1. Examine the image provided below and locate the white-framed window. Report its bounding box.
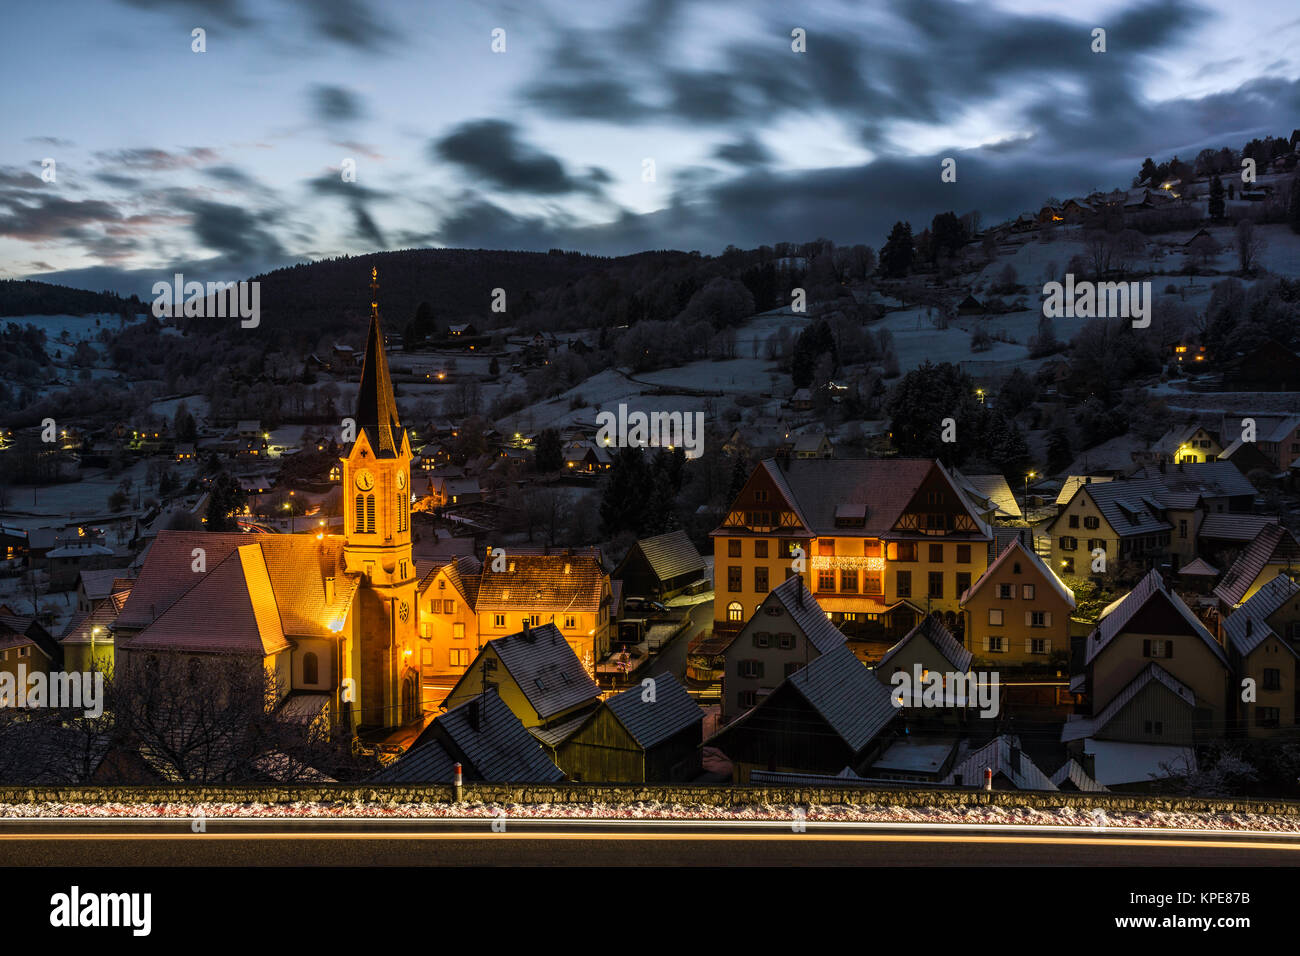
[988,636,1005,652]
[453,623,465,640]
[738,659,764,678]
[493,614,506,628]
[989,608,1003,626]
[564,615,576,629]
[450,648,470,667]
[1021,584,1035,599]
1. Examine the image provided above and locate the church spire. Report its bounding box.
[354,266,405,457]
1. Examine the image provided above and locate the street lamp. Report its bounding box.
[91,626,101,664]
[283,502,294,533]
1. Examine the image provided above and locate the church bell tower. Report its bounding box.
[342,268,420,729]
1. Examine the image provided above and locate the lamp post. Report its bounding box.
[283,502,294,534]
[1023,471,1036,524]
[91,626,101,665]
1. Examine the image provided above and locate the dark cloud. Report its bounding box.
[94,147,218,171]
[183,199,285,261]
[431,120,610,196]
[26,136,76,149]
[713,136,774,167]
[305,171,389,248]
[95,172,143,189]
[202,165,256,185]
[117,0,396,48]
[310,84,364,123]
[0,195,124,241]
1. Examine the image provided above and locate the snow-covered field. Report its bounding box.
[0,799,1297,832]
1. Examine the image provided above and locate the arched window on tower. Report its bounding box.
[397,493,406,532]
[365,494,375,533]
[354,494,364,534]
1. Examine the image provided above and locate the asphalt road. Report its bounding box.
[2,820,1297,866]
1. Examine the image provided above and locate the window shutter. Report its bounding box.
[982,636,990,652]
[1044,640,1052,655]
[1024,638,1032,653]
[1044,612,1052,627]
[1025,611,1033,627]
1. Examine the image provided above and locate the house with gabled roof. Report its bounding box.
[712,458,992,648]
[553,671,704,782]
[1051,758,1108,792]
[954,471,1022,522]
[876,613,972,675]
[373,688,564,784]
[442,622,602,733]
[415,555,482,684]
[943,735,1056,790]
[1219,413,1300,472]
[1224,575,1300,737]
[960,538,1075,668]
[473,547,612,668]
[613,529,706,600]
[1213,524,1300,608]
[1075,570,1229,740]
[719,574,846,721]
[709,643,899,782]
[1048,462,1256,575]
[1134,424,1222,466]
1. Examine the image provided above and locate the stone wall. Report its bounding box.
[0,783,1298,816]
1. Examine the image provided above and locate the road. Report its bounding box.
[2,819,1297,866]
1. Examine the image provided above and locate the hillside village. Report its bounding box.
[1,134,1299,796]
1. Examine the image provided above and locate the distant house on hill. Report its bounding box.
[956,294,985,316]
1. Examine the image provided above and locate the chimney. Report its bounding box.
[467,698,480,731]
[795,574,804,608]
[522,619,531,640]
[325,576,335,604]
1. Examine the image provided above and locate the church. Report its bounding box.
[108,269,421,736]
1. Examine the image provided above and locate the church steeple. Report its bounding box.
[355,267,405,458]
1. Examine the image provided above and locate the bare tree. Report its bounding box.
[1235,219,1264,274]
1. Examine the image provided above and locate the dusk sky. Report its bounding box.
[2,0,1297,296]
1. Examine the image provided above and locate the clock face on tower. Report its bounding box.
[396,471,406,490]
[355,469,375,491]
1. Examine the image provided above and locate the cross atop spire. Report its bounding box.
[354,266,405,458]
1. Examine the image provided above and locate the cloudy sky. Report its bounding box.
[2,0,1297,295]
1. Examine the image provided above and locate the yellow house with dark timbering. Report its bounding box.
[712,458,992,649]
[960,538,1076,668]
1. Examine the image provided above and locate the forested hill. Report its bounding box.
[0,279,144,317]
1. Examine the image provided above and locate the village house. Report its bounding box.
[712,458,992,648]
[719,575,846,722]
[552,672,704,782]
[1133,425,1222,466]
[873,614,974,723]
[612,529,706,601]
[960,538,1075,669]
[428,475,482,508]
[1213,524,1300,609]
[709,643,898,782]
[1047,462,1256,575]
[442,623,602,734]
[1219,413,1300,473]
[1223,575,1300,737]
[1070,570,1230,764]
[415,548,613,683]
[372,688,564,783]
[942,735,1056,791]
